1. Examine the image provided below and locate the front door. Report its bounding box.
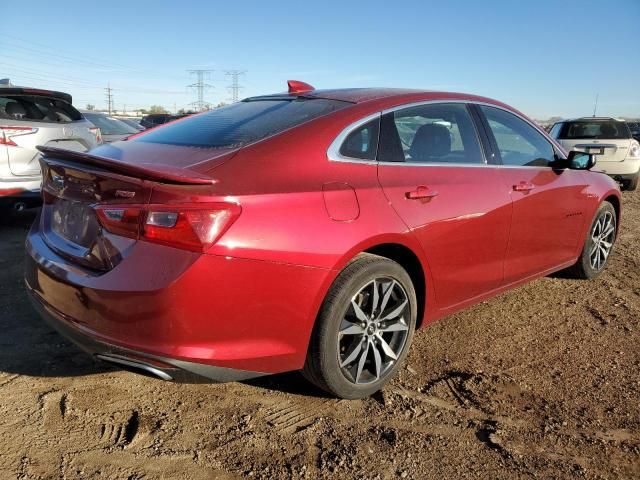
[477,105,590,283]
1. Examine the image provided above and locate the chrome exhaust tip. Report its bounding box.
[96,354,173,381]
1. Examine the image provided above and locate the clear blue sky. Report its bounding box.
[3,0,639,118]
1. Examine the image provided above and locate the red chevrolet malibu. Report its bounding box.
[26,82,621,398]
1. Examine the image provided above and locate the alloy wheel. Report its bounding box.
[337,277,410,385]
[589,211,615,271]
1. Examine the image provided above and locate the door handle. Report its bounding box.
[513,181,535,192]
[405,186,439,200]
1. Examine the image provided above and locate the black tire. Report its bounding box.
[303,253,417,399]
[564,202,617,279]
[624,172,638,191]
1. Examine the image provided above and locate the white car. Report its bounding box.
[550,117,639,191]
[0,84,100,212]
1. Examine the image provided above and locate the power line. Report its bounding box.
[225,70,246,103]
[187,69,213,111]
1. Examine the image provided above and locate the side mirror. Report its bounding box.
[566,150,596,170]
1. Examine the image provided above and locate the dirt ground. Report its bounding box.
[1,191,639,480]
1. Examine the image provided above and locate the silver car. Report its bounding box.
[0,85,99,211]
[82,111,140,143]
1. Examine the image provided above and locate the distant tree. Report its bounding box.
[86,104,95,111]
[148,105,168,114]
[215,102,227,108]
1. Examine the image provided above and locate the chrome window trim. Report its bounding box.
[327,99,567,166]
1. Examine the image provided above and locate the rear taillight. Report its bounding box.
[0,126,38,146]
[95,203,240,252]
[629,140,640,158]
[89,127,103,145]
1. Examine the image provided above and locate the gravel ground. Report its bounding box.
[1,191,638,480]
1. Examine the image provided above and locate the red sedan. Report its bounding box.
[26,82,621,398]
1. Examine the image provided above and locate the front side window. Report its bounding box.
[378,103,483,164]
[480,106,555,167]
[135,98,350,148]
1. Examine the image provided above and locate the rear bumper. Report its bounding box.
[26,287,265,382]
[0,176,42,208]
[594,157,640,176]
[25,222,332,379]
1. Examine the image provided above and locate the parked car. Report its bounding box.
[140,113,191,129]
[26,82,621,399]
[0,85,99,212]
[115,117,145,132]
[550,117,639,190]
[82,111,139,142]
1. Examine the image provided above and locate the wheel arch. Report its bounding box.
[603,193,621,234]
[362,243,427,328]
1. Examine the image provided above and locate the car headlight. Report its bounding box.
[630,141,640,158]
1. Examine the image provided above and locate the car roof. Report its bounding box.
[244,88,517,116]
[0,86,72,103]
[561,117,625,122]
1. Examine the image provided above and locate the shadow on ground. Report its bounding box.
[0,208,112,378]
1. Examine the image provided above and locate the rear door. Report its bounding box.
[376,102,512,309]
[0,94,96,176]
[476,105,590,283]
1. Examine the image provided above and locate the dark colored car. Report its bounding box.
[140,113,191,129]
[26,82,621,399]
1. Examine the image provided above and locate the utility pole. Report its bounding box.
[225,70,246,103]
[592,93,599,117]
[123,104,126,115]
[105,84,114,115]
[187,69,213,111]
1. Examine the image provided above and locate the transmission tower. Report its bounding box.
[105,84,114,115]
[225,70,246,103]
[187,69,213,111]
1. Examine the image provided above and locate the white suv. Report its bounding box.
[550,117,640,191]
[0,85,100,212]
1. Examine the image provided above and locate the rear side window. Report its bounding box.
[135,98,350,148]
[0,95,81,123]
[558,120,631,140]
[339,118,380,160]
[378,103,484,164]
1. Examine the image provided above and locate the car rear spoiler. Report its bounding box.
[1,87,73,104]
[37,146,215,185]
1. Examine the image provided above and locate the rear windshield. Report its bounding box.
[558,120,631,140]
[0,95,82,123]
[134,98,350,148]
[84,113,139,135]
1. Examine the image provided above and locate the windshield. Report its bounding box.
[133,98,350,148]
[559,120,631,140]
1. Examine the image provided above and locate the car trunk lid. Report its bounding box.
[37,146,224,272]
[560,138,630,163]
